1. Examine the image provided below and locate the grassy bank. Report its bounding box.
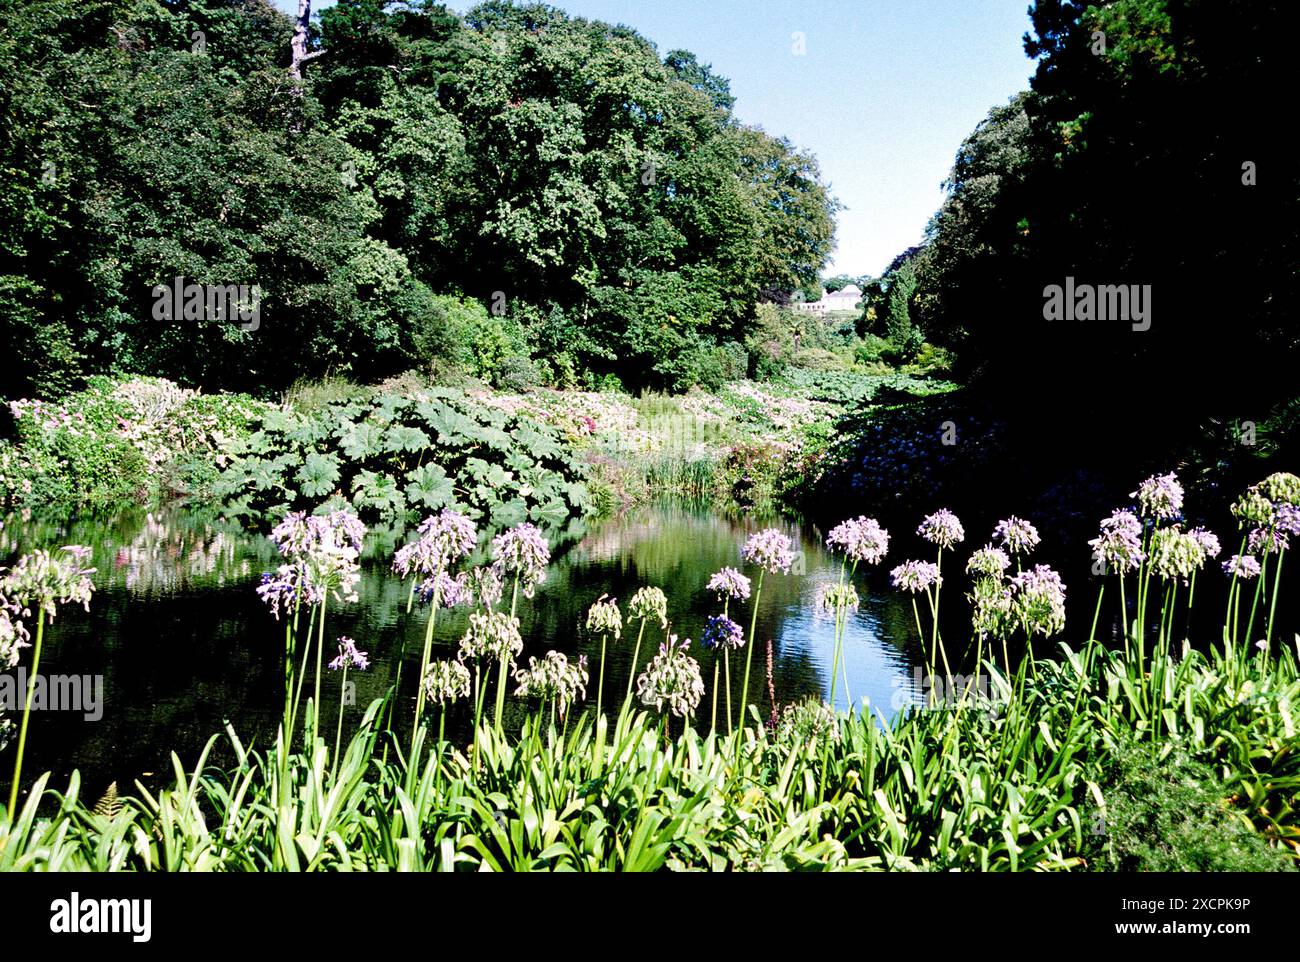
[1,631,1294,871]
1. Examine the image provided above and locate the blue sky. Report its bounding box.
[279,0,1038,277]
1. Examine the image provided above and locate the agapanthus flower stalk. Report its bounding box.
[825,516,890,565]
[514,651,589,721]
[2,545,95,818]
[636,637,705,719]
[624,586,668,712]
[1132,472,1184,520]
[992,516,1040,557]
[586,594,622,722]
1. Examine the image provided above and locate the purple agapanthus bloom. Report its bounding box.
[1088,509,1145,573]
[1009,565,1067,637]
[701,614,745,651]
[491,522,551,598]
[419,571,471,608]
[992,516,1040,556]
[394,509,477,578]
[272,511,366,558]
[917,510,965,550]
[328,636,369,671]
[1223,555,1262,579]
[890,560,941,593]
[1132,472,1184,520]
[707,567,752,601]
[966,545,1011,578]
[741,529,796,575]
[825,516,890,565]
[0,545,97,620]
[256,558,333,619]
[1188,527,1222,558]
[1275,504,1300,538]
[1248,525,1288,556]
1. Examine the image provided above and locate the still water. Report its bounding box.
[1,502,926,790]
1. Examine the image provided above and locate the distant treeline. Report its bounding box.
[0,0,838,397]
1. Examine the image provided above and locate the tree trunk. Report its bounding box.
[289,0,319,82]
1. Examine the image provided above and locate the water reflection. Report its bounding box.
[0,502,924,789]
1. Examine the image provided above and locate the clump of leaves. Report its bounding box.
[213,386,591,527]
[1089,740,1296,872]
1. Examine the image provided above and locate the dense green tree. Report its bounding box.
[0,0,838,397]
[913,0,1297,432]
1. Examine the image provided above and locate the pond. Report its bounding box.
[0,502,928,790]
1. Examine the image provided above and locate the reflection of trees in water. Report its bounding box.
[2,507,275,595]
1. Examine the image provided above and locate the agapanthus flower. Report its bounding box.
[969,576,1014,638]
[423,658,472,706]
[256,562,321,620]
[513,651,589,712]
[491,522,551,598]
[1261,472,1300,507]
[1148,527,1207,582]
[706,567,752,601]
[992,516,1040,556]
[1088,509,1145,573]
[1132,472,1184,520]
[328,636,369,671]
[1275,504,1300,538]
[825,516,890,564]
[628,586,669,628]
[394,510,477,578]
[1188,527,1222,559]
[966,545,1010,578]
[890,560,941,593]
[1231,487,1275,526]
[1248,525,1288,556]
[586,594,622,639]
[272,511,366,558]
[0,545,96,621]
[0,601,31,670]
[1009,565,1067,637]
[816,582,860,616]
[269,511,315,558]
[1222,555,1262,579]
[775,699,840,744]
[741,529,796,575]
[301,539,362,606]
[457,610,524,662]
[917,509,965,549]
[419,571,471,608]
[635,637,705,718]
[468,565,504,610]
[701,613,746,650]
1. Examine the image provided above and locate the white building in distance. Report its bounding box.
[794,284,862,316]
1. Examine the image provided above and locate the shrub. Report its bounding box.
[495,355,542,393]
[0,377,266,508]
[213,386,591,527]
[855,334,890,364]
[1089,741,1296,872]
[791,348,844,371]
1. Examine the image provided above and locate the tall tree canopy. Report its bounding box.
[913,0,1297,440]
[0,0,839,396]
